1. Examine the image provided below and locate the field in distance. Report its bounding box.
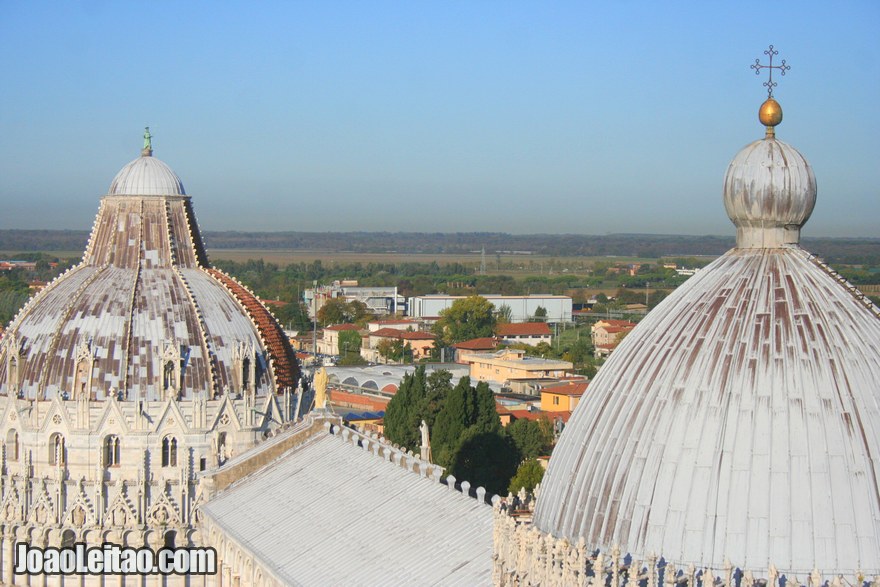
[207,249,661,269]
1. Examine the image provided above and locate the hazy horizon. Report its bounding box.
[1,2,878,237]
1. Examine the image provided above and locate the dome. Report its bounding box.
[723,137,816,248]
[0,144,298,401]
[108,153,186,196]
[532,121,880,575]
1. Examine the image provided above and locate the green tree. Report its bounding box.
[532,306,547,321]
[432,377,477,466]
[507,418,553,461]
[432,295,497,346]
[507,459,545,494]
[451,429,520,496]
[495,304,513,324]
[383,366,428,450]
[316,298,349,326]
[337,329,361,356]
[337,329,365,365]
[423,370,452,426]
[473,381,501,434]
[317,298,375,327]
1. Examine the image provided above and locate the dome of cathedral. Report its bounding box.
[108,152,186,196]
[0,143,298,401]
[532,115,880,574]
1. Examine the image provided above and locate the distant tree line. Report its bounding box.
[3,229,879,264]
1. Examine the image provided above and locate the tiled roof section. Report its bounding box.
[602,326,633,334]
[202,423,494,586]
[370,328,435,341]
[369,327,405,338]
[206,269,299,390]
[398,331,435,341]
[453,337,499,350]
[596,319,637,328]
[542,381,588,396]
[324,323,360,332]
[497,322,551,336]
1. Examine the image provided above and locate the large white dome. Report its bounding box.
[531,117,880,575]
[108,153,186,196]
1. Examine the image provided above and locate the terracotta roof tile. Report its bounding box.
[497,322,551,336]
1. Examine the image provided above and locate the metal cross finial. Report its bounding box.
[751,45,790,98]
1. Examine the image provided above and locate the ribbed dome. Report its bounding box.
[108,154,186,196]
[533,126,880,575]
[0,145,299,401]
[723,137,816,248]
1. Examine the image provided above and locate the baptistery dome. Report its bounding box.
[527,104,880,575]
[0,140,298,401]
[0,134,302,569]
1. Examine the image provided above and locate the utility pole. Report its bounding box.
[312,280,318,372]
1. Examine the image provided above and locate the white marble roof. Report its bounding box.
[202,424,494,586]
[533,246,880,575]
[108,154,185,196]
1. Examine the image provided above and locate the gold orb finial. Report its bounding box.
[759,98,783,136]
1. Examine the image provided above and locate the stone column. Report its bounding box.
[3,530,15,586]
[148,533,164,587]
[46,532,62,587]
[31,533,48,587]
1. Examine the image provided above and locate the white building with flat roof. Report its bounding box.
[407,294,572,323]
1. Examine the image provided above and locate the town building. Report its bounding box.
[452,337,500,363]
[365,317,418,332]
[317,323,361,356]
[591,318,637,357]
[303,282,404,318]
[495,322,551,346]
[408,294,573,323]
[458,348,572,387]
[364,328,436,362]
[539,380,587,412]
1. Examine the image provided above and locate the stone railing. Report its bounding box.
[492,501,880,587]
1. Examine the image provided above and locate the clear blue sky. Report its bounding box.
[1,1,878,237]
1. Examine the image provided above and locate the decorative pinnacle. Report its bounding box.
[142,127,153,157]
[751,45,790,99]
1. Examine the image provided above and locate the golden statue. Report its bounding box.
[313,367,329,410]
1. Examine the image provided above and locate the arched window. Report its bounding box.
[61,529,76,548]
[162,436,178,467]
[49,433,66,466]
[6,430,18,462]
[242,357,251,391]
[164,530,176,549]
[163,360,175,391]
[104,435,120,467]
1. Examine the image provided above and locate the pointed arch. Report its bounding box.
[5,429,18,462]
[162,435,178,467]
